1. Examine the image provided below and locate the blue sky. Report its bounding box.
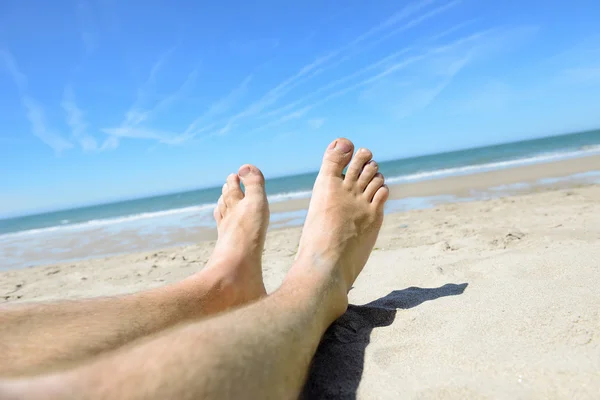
[1,0,599,217]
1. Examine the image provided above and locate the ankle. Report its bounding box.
[173,269,237,316]
[283,257,349,323]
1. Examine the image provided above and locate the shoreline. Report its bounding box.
[270,154,600,213]
[0,154,599,270]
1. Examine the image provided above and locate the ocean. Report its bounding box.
[1,129,600,269]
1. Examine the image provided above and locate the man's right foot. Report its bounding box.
[183,164,269,313]
[288,138,389,320]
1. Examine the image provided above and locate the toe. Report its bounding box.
[372,184,390,209]
[319,138,354,177]
[213,206,222,224]
[364,172,385,201]
[238,164,266,197]
[218,195,227,217]
[225,173,244,206]
[357,160,379,191]
[344,148,373,183]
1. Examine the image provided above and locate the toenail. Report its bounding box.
[334,140,353,154]
[239,166,252,177]
[369,160,377,167]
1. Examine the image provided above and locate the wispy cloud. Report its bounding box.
[60,86,117,151]
[307,118,325,129]
[100,136,120,150]
[76,0,98,53]
[0,50,27,88]
[549,36,600,85]
[392,57,470,119]
[61,85,101,151]
[196,1,433,136]
[95,0,539,149]
[244,31,489,135]
[183,75,253,137]
[369,0,463,48]
[259,47,414,121]
[22,96,74,153]
[125,68,198,127]
[186,0,466,139]
[102,127,185,145]
[103,47,198,143]
[345,0,436,49]
[122,47,178,127]
[206,75,253,118]
[258,21,487,124]
[429,18,479,42]
[0,49,73,153]
[196,53,336,138]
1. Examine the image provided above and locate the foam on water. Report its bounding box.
[266,190,312,203]
[385,145,600,184]
[0,191,313,240]
[0,204,217,240]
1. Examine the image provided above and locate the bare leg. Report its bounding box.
[0,165,269,377]
[0,138,389,399]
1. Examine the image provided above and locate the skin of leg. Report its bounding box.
[0,281,336,400]
[0,165,269,378]
[0,138,390,400]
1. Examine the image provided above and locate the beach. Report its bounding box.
[1,153,600,398]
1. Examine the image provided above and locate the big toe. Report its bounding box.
[238,164,266,197]
[319,138,354,177]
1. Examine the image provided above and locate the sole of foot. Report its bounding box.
[288,138,389,320]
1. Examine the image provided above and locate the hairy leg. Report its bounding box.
[0,165,269,377]
[1,138,389,399]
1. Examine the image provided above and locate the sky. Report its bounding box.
[1,0,600,217]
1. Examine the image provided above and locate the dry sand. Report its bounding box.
[1,176,600,398]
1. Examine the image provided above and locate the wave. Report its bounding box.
[0,203,218,240]
[385,145,600,184]
[0,191,315,240]
[267,190,312,203]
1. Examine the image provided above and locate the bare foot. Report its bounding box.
[289,138,389,319]
[189,164,269,309]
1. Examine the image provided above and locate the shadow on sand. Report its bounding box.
[301,283,469,399]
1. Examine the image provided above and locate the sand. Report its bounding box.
[2,170,600,398]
